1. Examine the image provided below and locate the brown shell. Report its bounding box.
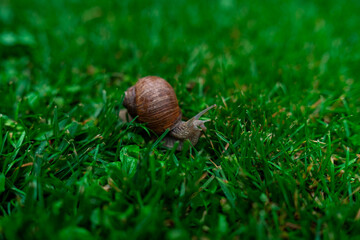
[123,76,182,134]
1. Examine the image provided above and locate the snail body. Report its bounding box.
[122,76,215,149]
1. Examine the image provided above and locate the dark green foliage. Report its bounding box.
[1,0,360,239]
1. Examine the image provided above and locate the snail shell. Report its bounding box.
[123,76,182,134]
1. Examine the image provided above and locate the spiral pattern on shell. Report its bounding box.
[123,76,182,134]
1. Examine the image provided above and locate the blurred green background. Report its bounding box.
[1,0,360,239]
[1,0,359,117]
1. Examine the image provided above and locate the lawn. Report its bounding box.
[1,0,360,239]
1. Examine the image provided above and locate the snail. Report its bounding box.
[122,76,216,150]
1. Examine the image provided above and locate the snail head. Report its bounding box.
[168,104,216,147]
[186,104,216,132]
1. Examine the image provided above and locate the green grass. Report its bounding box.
[1,0,360,239]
